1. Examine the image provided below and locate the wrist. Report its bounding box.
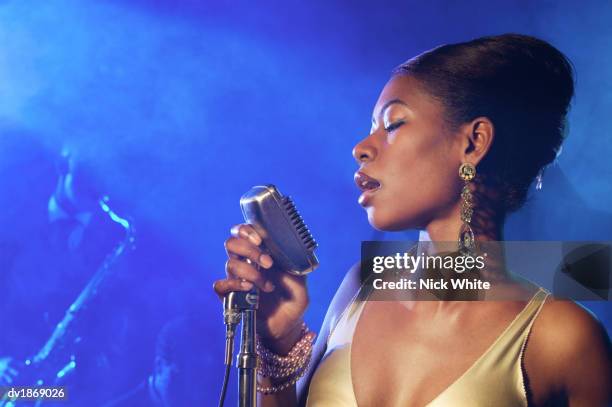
[259,320,306,355]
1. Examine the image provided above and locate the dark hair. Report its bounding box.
[393,33,574,212]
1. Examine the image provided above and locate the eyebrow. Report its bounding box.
[371,98,410,125]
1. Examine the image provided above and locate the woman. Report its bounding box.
[213,34,612,406]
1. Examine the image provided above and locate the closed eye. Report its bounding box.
[384,120,405,132]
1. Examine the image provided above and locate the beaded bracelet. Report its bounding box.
[256,323,316,394]
[257,331,316,378]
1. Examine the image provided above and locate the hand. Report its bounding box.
[213,224,310,350]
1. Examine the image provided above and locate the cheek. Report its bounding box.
[389,134,455,194]
[373,142,459,229]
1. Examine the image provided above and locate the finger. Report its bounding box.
[230,224,262,246]
[224,237,273,269]
[213,278,254,299]
[225,258,275,292]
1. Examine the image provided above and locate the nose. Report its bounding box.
[352,134,377,164]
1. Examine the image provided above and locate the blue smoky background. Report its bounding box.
[0,0,610,405]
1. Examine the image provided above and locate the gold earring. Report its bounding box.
[458,163,476,255]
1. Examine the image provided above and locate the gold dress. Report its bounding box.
[306,282,550,406]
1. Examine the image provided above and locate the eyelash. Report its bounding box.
[384,120,405,133]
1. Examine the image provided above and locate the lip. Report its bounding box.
[354,171,381,205]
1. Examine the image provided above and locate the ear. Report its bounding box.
[459,117,494,166]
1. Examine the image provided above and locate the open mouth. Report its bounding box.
[354,171,381,192]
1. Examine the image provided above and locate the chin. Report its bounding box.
[366,207,420,232]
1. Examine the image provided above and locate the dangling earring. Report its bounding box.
[458,163,476,255]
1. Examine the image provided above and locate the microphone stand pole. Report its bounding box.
[238,292,258,407]
[224,287,259,407]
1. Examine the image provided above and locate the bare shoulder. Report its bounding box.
[296,262,363,406]
[324,261,364,332]
[526,295,612,405]
[533,297,611,358]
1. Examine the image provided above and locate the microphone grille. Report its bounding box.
[282,196,318,251]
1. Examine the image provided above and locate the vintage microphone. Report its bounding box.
[219,185,319,407]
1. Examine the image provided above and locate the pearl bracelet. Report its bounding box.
[256,323,316,394]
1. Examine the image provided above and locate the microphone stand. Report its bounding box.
[223,287,260,407]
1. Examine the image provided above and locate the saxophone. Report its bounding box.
[0,152,136,406]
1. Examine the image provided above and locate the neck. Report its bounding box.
[422,187,504,244]
[418,200,508,283]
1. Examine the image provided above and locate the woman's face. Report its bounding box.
[353,74,464,231]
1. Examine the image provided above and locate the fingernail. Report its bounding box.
[241,281,253,289]
[259,254,273,269]
[264,281,275,292]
